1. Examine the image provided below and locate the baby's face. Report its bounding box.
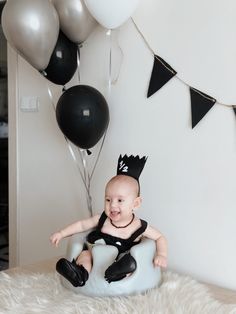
[104,175,140,222]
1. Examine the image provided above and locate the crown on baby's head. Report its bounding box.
[116,154,147,181]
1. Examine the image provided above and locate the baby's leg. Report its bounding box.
[76,250,92,273]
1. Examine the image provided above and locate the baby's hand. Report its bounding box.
[153,254,167,268]
[50,231,63,247]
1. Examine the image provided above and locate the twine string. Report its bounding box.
[131,18,235,108]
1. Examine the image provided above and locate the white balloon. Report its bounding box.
[84,0,141,29]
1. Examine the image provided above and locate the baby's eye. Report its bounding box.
[118,199,124,203]
[105,198,110,202]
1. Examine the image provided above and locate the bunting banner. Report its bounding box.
[131,19,235,129]
[147,55,177,98]
[190,87,216,128]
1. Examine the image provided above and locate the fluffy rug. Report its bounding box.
[0,269,235,314]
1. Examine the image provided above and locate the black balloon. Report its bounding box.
[42,30,78,85]
[56,85,109,149]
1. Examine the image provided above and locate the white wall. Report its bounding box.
[9,0,236,290]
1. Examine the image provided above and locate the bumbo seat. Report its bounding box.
[60,231,162,297]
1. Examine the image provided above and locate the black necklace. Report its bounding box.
[110,213,135,229]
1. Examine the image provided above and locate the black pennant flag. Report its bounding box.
[147,55,177,98]
[190,87,216,128]
[233,106,236,117]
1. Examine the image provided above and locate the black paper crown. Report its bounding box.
[116,154,147,181]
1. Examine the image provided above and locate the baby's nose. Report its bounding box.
[111,200,118,207]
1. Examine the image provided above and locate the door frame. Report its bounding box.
[8,45,19,267]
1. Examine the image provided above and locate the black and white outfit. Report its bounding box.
[85,211,147,255]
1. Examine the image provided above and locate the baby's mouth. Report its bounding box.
[110,211,120,219]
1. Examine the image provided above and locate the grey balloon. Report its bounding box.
[1,0,59,70]
[53,0,97,44]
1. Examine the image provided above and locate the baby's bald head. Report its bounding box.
[105,175,140,197]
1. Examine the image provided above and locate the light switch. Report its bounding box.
[20,96,39,112]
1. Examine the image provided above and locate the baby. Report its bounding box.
[50,155,167,287]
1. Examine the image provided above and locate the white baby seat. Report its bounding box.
[61,231,162,297]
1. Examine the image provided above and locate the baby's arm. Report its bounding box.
[50,214,100,247]
[143,225,168,268]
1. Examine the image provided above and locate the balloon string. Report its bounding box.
[81,30,112,184]
[66,141,90,192]
[46,84,91,196]
[111,29,123,84]
[77,45,93,216]
[77,128,108,215]
[78,149,89,191]
[90,128,107,181]
[75,44,91,211]
[77,46,81,83]
[107,28,123,85]
[75,44,94,215]
[79,28,112,189]
[74,31,111,213]
[106,29,112,96]
[78,149,93,216]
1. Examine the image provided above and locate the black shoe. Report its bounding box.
[56,258,89,287]
[104,253,137,283]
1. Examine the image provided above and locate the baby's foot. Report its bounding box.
[56,258,89,287]
[104,253,137,283]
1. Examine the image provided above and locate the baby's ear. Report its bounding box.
[134,196,142,209]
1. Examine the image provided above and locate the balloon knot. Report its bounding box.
[39,70,47,77]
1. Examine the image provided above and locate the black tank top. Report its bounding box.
[86,211,148,254]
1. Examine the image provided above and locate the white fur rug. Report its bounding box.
[0,269,235,314]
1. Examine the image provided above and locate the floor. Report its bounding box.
[205,282,236,304]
